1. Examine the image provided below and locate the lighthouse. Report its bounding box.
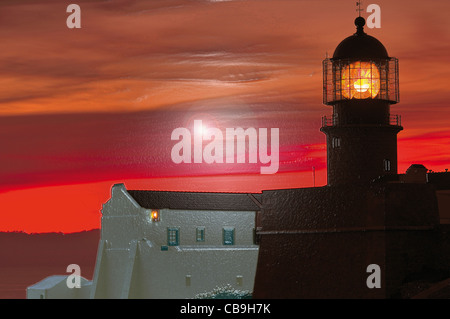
[253,15,444,299]
[26,9,450,300]
[321,17,402,185]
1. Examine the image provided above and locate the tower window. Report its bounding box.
[384,159,391,172]
[196,227,205,242]
[167,227,179,246]
[332,137,341,148]
[223,227,235,245]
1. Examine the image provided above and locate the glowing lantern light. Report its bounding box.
[151,210,160,222]
[341,61,380,99]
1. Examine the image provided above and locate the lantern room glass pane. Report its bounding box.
[323,57,399,105]
[341,62,380,99]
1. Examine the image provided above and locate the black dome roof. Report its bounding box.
[332,17,389,60]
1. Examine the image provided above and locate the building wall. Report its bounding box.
[253,183,441,298]
[436,190,450,224]
[323,126,401,185]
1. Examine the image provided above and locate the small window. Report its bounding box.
[196,227,205,242]
[384,159,391,172]
[185,275,191,287]
[332,137,341,148]
[223,227,235,245]
[167,227,179,246]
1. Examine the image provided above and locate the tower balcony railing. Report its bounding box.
[389,114,401,126]
[321,114,402,127]
[321,115,338,127]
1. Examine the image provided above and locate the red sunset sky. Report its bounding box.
[0,0,449,233]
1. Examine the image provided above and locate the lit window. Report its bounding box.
[167,227,179,246]
[196,227,205,242]
[223,227,235,245]
[151,210,160,222]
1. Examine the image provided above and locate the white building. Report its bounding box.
[27,183,261,299]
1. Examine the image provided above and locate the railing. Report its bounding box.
[389,114,401,126]
[321,115,338,127]
[321,114,402,127]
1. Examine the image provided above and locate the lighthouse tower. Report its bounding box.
[321,17,402,185]
[253,15,442,299]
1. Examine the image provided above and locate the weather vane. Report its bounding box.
[356,1,363,17]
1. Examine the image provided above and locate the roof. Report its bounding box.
[407,164,428,171]
[428,172,450,190]
[127,190,262,211]
[27,275,90,290]
[332,17,389,60]
[28,276,67,290]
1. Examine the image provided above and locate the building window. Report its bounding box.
[384,159,391,172]
[223,227,235,245]
[167,227,179,246]
[196,227,205,242]
[185,275,191,286]
[332,137,341,148]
